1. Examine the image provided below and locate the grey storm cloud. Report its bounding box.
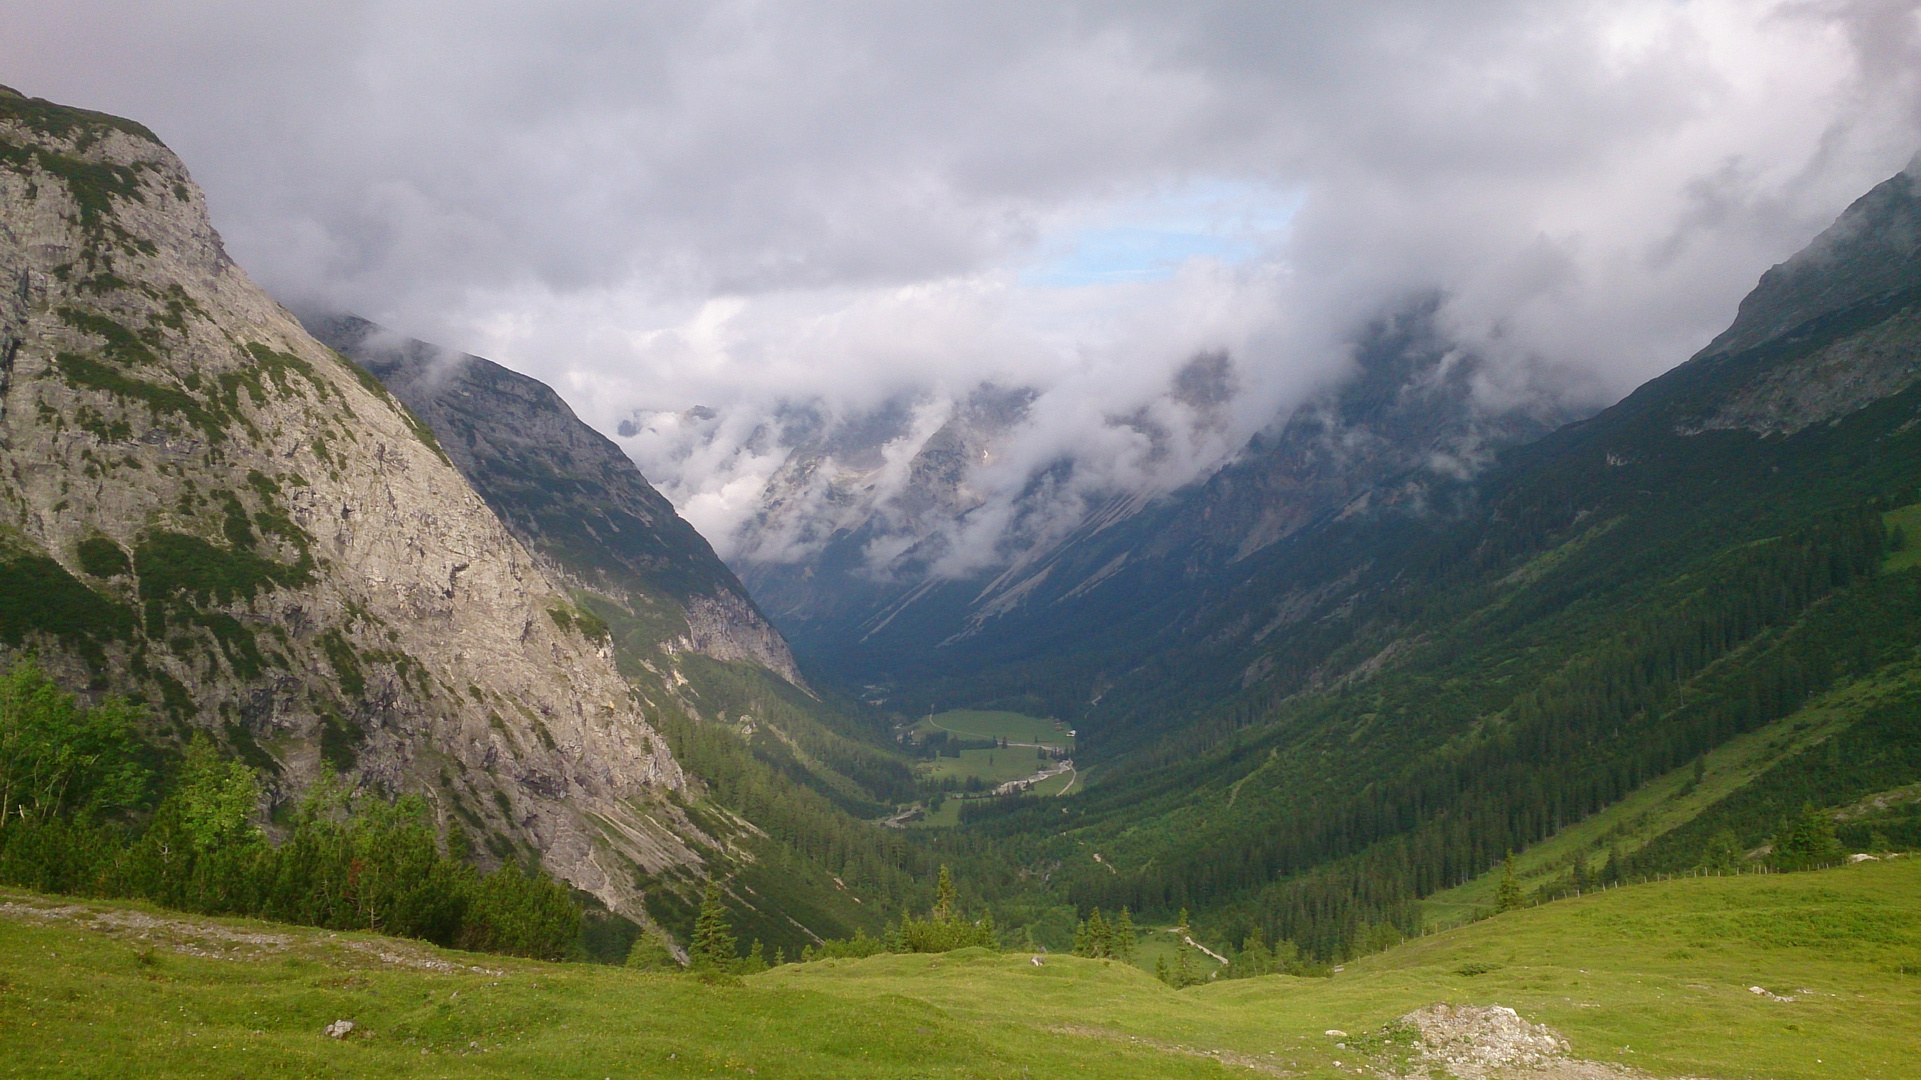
[6,1,1921,563]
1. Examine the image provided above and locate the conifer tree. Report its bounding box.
[1239,927,1274,976]
[689,881,737,972]
[932,864,958,922]
[1496,852,1522,912]
[1113,907,1137,962]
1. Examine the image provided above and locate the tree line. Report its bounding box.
[0,659,579,959]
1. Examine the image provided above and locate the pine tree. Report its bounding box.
[1239,927,1273,976]
[1496,851,1522,912]
[689,881,737,972]
[932,865,958,922]
[1113,907,1137,962]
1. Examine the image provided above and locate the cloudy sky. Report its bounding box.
[7,1,1921,560]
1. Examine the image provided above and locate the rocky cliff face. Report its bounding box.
[304,316,806,688]
[0,87,703,924]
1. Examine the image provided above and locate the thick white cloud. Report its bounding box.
[6,1,1919,559]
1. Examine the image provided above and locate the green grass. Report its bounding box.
[1884,503,1921,573]
[921,746,1046,787]
[917,709,1073,748]
[1025,766,1079,796]
[6,860,1920,1078]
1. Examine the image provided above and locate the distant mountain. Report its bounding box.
[305,315,806,688]
[735,299,1577,713]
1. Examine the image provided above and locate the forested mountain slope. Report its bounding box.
[944,165,1921,959]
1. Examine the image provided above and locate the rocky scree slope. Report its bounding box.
[305,314,805,688]
[0,86,706,925]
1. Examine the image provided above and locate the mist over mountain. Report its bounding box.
[704,295,1585,697]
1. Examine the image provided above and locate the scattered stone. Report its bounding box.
[1031,955,1044,966]
[324,1020,355,1039]
[1747,985,1794,1001]
[1326,1029,1348,1038]
[1388,1004,1571,1078]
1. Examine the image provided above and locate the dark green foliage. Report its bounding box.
[75,537,130,578]
[0,673,581,961]
[1770,805,1844,872]
[58,308,159,367]
[317,707,363,773]
[1071,905,1136,960]
[1634,672,1921,874]
[688,881,738,972]
[623,931,679,970]
[239,342,329,402]
[1497,853,1522,912]
[896,866,998,953]
[546,604,610,643]
[54,353,219,440]
[0,554,133,669]
[319,630,366,700]
[0,659,147,827]
[133,530,312,614]
[649,690,919,913]
[800,928,888,961]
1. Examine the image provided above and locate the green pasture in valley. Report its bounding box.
[916,710,1073,747]
[921,745,1048,787]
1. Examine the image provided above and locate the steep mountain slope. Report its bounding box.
[306,315,804,687]
[946,165,1921,957]
[302,316,929,952]
[0,86,703,927]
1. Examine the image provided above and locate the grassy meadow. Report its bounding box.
[916,710,1074,748]
[4,859,1919,1078]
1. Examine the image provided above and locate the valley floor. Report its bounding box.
[3,860,1919,1078]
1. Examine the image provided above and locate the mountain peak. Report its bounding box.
[1705,166,1921,359]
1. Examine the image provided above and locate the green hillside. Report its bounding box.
[4,859,1918,1078]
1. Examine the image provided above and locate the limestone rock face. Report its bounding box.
[303,315,807,689]
[0,87,700,920]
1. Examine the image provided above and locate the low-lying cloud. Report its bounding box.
[7,1,1920,564]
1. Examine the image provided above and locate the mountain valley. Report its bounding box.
[4,81,1921,1080]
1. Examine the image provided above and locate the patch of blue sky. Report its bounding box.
[1019,178,1298,288]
